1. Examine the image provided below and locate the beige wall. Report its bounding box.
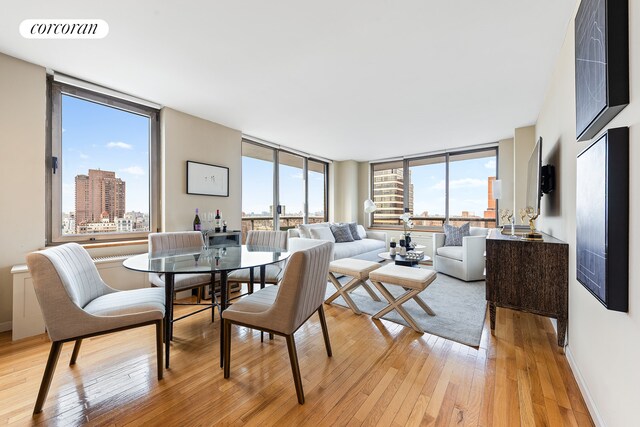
[535,1,640,425]
[0,54,46,328]
[332,160,360,223]
[357,162,369,226]
[161,108,242,232]
[513,125,536,218]
[497,137,514,225]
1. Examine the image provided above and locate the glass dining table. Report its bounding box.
[123,244,290,368]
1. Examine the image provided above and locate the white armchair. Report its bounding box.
[432,227,488,281]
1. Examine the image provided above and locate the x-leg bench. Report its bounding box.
[369,264,437,333]
[326,258,382,314]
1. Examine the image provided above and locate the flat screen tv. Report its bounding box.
[525,137,543,214]
[525,137,555,216]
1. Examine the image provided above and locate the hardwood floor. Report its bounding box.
[0,291,593,426]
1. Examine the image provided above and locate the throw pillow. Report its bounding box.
[298,222,330,239]
[330,223,355,243]
[309,226,336,242]
[444,222,470,246]
[347,222,361,240]
[356,224,367,239]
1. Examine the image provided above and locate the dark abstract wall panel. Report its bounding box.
[576,128,629,311]
[574,0,628,141]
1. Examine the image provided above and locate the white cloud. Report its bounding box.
[120,166,145,176]
[106,141,133,150]
[79,153,89,160]
[430,178,486,190]
[484,159,496,169]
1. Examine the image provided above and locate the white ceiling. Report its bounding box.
[0,1,576,161]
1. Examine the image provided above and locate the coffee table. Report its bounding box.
[378,251,432,267]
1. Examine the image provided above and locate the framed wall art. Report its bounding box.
[575,0,628,141]
[576,127,628,311]
[186,161,229,197]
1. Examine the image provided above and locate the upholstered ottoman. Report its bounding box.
[368,264,437,333]
[326,258,381,314]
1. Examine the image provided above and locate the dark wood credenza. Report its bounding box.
[485,229,568,347]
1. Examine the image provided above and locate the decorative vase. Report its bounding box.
[405,235,412,249]
[399,239,406,247]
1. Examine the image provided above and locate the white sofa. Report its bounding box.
[288,223,386,261]
[432,227,488,281]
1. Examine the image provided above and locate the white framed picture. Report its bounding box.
[186,161,229,197]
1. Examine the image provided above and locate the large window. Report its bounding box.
[241,139,328,239]
[371,147,497,229]
[48,80,159,243]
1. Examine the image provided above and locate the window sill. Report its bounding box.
[81,239,148,249]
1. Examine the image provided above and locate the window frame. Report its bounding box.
[46,78,160,244]
[369,146,498,231]
[240,139,329,233]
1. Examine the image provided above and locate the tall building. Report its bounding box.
[484,176,497,219]
[372,168,413,225]
[75,169,126,227]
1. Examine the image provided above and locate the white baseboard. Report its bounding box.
[565,346,605,427]
[0,321,12,333]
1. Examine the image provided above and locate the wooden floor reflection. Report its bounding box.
[0,286,593,426]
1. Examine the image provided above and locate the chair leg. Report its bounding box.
[223,319,232,379]
[285,334,305,404]
[69,339,82,365]
[359,281,382,302]
[317,306,332,357]
[33,341,63,414]
[326,274,363,315]
[156,320,164,380]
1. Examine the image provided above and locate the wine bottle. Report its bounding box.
[193,208,201,231]
[214,209,221,233]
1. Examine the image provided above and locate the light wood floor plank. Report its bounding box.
[0,296,593,426]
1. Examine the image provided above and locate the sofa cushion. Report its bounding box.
[333,238,385,259]
[444,222,470,246]
[347,222,362,240]
[331,223,355,243]
[298,222,330,238]
[309,226,336,242]
[436,246,464,261]
[470,227,489,237]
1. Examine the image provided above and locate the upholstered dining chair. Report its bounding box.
[148,231,219,327]
[227,230,288,292]
[26,243,165,414]
[222,241,334,404]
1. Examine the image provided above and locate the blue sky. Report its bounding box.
[242,157,325,216]
[61,95,150,213]
[62,93,490,219]
[410,156,496,217]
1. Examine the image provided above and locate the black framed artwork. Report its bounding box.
[574,0,628,141]
[186,161,229,197]
[576,127,628,312]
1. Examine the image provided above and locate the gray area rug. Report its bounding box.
[326,267,487,347]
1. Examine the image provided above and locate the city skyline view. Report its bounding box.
[61,94,150,214]
[411,156,496,218]
[242,156,326,216]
